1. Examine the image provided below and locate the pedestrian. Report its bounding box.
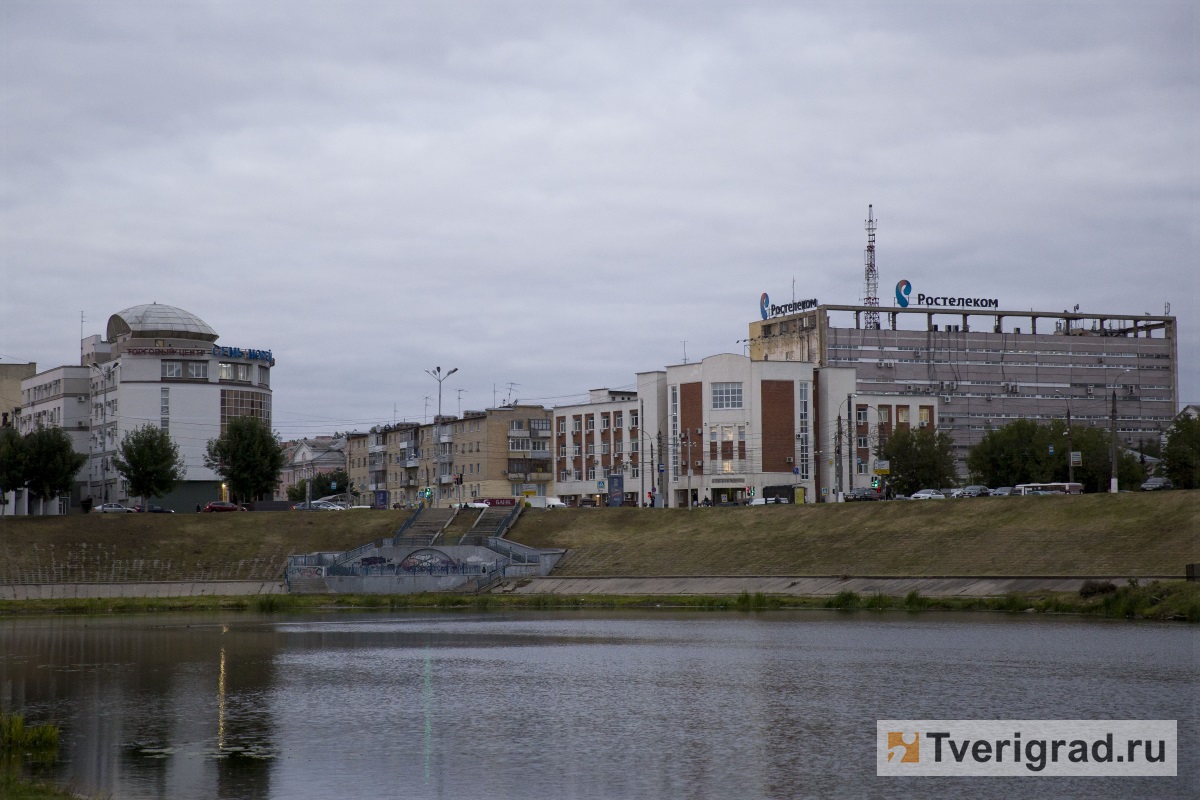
[196,502,201,512]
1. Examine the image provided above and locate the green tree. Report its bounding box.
[286,468,351,502]
[0,427,28,506]
[204,417,286,502]
[112,425,186,505]
[23,426,87,502]
[1162,411,1200,489]
[968,418,1143,492]
[880,426,958,497]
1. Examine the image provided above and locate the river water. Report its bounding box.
[1,610,1194,799]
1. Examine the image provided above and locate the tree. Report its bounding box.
[112,425,186,505]
[968,418,1143,492]
[1162,411,1200,489]
[880,426,957,497]
[286,468,350,502]
[23,426,87,502]
[204,417,286,502]
[0,427,28,505]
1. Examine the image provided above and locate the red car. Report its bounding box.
[203,501,239,513]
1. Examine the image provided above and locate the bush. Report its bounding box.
[1,712,59,752]
[827,590,861,609]
[903,590,929,610]
[865,593,893,610]
[1079,580,1117,599]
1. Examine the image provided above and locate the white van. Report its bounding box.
[526,496,567,509]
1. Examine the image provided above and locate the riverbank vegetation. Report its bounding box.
[1,712,72,800]
[0,579,1195,621]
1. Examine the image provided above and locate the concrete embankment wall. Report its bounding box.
[504,575,1179,598]
[1,581,284,600]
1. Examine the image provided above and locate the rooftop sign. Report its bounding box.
[760,292,819,320]
[895,280,998,309]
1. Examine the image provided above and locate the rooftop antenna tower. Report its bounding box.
[863,204,879,329]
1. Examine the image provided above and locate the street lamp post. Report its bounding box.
[425,366,457,508]
[1055,389,1074,485]
[1109,368,1135,494]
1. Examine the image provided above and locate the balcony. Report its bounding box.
[529,472,552,482]
[532,428,552,438]
[506,472,526,482]
[438,474,455,485]
[439,433,453,444]
[369,443,385,454]
[404,458,419,469]
[404,478,418,487]
[436,453,454,464]
[397,439,413,450]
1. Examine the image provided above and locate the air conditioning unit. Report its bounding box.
[942,396,952,403]
[694,460,703,467]
[785,456,794,463]
[1087,386,1095,396]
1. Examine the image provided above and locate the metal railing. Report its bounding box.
[485,537,541,564]
[333,537,390,567]
[390,507,423,544]
[326,562,501,578]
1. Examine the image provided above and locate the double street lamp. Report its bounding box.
[424,366,457,508]
[1054,389,1074,484]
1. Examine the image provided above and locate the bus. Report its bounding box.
[1013,482,1083,496]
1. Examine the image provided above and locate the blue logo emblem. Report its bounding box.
[760,292,770,320]
[895,280,911,308]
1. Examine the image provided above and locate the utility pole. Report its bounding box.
[683,431,694,508]
[1109,386,1118,494]
[835,414,843,499]
[639,399,645,504]
[846,392,855,495]
[657,430,664,508]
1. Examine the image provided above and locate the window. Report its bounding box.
[601,416,610,430]
[559,446,567,457]
[614,412,623,428]
[237,364,250,382]
[558,420,568,434]
[187,361,208,379]
[857,462,869,475]
[531,439,548,452]
[631,464,639,478]
[856,408,868,424]
[572,419,582,432]
[587,467,596,480]
[572,445,581,457]
[531,418,550,432]
[897,407,910,425]
[219,362,235,380]
[615,442,623,455]
[857,436,869,449]
[573,469,581,481]
[508,438,531,451]
[797,381,811,480]
[879,407,890,424]
[160,418,169,431]
[161,361,183,379]
[601,443,610,455]
[160,388,170,417]
[587,444,595,456]
[630,411,639,428]
[586,416,595,431]
[919,408,931,428]
[510,419,526,431]
[712,382,743,409]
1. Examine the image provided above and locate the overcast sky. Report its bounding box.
[2,1,1196,440]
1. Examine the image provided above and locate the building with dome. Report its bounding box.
[10,303,274,513]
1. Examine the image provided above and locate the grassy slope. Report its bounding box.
[509,492,1199,577]
[0,493,1196,581]
[0,510,410,583]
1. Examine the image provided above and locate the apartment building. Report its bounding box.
[552,388,644,506]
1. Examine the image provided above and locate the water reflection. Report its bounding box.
[0,611,1195,799]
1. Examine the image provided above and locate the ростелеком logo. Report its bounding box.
[887,732,920,764]
[895,280,912,308]
[760,292,770,320]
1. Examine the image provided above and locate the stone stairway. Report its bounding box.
[401,508,457,544]
[288,576,330,594]
[458,506,513,545]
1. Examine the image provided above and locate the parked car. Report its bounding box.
[960,485,991,498]
[910,489,945,500]
[135,504,175,513]
[990,487,1014,497]
[203,501,239,513]
[292,500,342,511]
[1140,477,1174,491]
[845,488,882,502]
[93,503,135,513]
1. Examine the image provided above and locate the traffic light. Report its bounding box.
[871,476,881,489]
